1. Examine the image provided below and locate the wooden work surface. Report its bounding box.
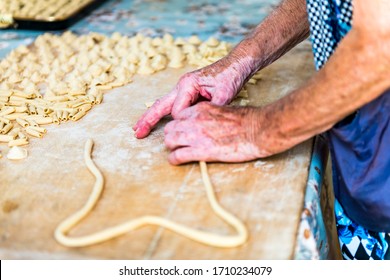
[0,41,316,260]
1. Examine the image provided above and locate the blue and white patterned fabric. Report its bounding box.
[307,0,352,70]
[335,200,390,260]
[306,0,390,260]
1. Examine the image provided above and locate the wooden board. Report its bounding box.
[0,41,316,259]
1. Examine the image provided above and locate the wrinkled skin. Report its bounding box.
[133,0,311,165]
[163,102,267,165]
[133,0,389,166]
[133,56,251,139]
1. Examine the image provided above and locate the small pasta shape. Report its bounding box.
[95,92,103,104]
[0,31,234,159]
[0,116,10,124]
[0,134,16,142]
[61,111,69,121]
[78,104,92,112]
[16,118,30,128]
[5,113,29,121]
[1,123,13,134]
[27,119,39,127]
[26,116,53,125]
[8,138,29,147]
[71,111,86,121]
[18,132,27,139]
[8,127,21,138]
[25,127,43,138]
[0,107,16,117]
[28,126,47,134]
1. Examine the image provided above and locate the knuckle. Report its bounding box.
[197,102,213,111]
[164,135,173,148]
[197,102,208,109]
[154,98,162,105]
[168,152,179,165]
[171,108,181,119]
[178,72,197,86]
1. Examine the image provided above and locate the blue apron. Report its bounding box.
[306,0,390,259]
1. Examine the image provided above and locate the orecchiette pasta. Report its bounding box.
[0,31,261,160]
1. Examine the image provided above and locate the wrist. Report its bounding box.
[227,45,260,78]
[246,105,302,158]
[244,107,274,158]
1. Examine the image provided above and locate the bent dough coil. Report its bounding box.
[54,139,248,248]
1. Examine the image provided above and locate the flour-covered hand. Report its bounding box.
[133,56,253,139]
[164,102,270,165]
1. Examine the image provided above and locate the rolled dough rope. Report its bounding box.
[54,139,248,248]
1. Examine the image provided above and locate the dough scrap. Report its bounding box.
[145,101,155,108]
[54,139,248,248]
[7,145,28,160]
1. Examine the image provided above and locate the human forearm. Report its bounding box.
[254,26,390,156]
[159,0,390,165]
[134,0,310,139]
[227,0,310,78]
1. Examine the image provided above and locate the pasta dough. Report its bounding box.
[0,31,259,160]
[54,139,248,248]
[7,145,28,160]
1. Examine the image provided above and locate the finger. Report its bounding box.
[168,147,210,165]
[171,82,201,119]
[210,93,230,106]
[133,90,177,138]
[133,91,176,131]
[164,131,192,150]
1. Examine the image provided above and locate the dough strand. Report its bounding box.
[54,139,248,248]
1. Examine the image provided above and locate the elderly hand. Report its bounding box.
[164,102,270,165]
[133,56,253,139]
